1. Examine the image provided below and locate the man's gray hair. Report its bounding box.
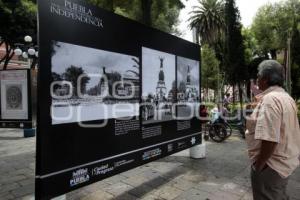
[258,60,284,87]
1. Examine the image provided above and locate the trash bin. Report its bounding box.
[190,143,206,159]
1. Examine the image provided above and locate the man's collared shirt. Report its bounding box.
[245,86,300,178]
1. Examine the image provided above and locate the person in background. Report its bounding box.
[223,93,231,109]
[210,104,220,123]
[245,60,300,200]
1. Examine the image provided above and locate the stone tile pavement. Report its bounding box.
[0,129,299,200]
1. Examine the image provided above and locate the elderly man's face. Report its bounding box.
[257,75,268,91]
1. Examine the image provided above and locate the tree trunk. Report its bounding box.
[141,0,152,26]
[270,49,277,60]
[2,41,14,70]
[213,90,216,103]
[246,81,251,102]
[196,30,200,45]
[238,82,243,120]
[232,84,236,105]
[206,78,209,102]
[283,48,288,86]
[31,57,38,69]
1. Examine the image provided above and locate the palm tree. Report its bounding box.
[126,57,140,77]
[63,66,90,98]
[188,0,225,46]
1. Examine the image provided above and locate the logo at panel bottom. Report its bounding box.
[142,148,162,161]
[70,168,90,187]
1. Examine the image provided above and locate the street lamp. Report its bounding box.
[14,35,38,68]
[24,35,33,43]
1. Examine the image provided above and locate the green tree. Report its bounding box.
[141,0,152,26]
[188,0,226,93]
[151,0,184,34]
[242,28,258,65]
[201,44,220,101]
[251,0,300,97]
[88,0,142,20]
[224,0,247,107]
[87,0,184,34]
[87,0,114,11]
[188,0,225,46]
[291,24,300,99]
[251,3,280,58]
[251,0,300,58]
[0,0,37,69]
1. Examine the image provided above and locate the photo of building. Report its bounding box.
[51,41,140,125]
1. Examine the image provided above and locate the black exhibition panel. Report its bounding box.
[36,0,201,199]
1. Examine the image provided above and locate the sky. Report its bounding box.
[178,0,282,42]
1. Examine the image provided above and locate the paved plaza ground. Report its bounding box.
[0,129,299,200]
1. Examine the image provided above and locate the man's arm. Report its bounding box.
[254,140,278,171]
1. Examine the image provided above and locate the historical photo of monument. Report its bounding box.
[51,41,140,125]
[142,47,176,124]
[177,56,200,119]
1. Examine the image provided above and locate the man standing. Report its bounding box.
[245,60,300,200]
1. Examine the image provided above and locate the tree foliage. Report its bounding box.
[201,44,220,92]
[224,0,247,85]
[251,0,300,58]
[251,4,280,57]
[252,0,300,98]
[224,0,247,108]
[151,0,184,34]
[188,0,225,46]
[188,0,226,98]
[291,24,300,99]
[0,0,37,69]
[0,0,37,43]
[242,28,258,65]
[87,0,184,34]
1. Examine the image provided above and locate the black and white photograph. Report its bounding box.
[176,56,200,119]
[0,70,28,120]
[142,47,176,124]
[51,41,140,125]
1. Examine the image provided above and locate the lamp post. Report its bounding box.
[14,35,38,69]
